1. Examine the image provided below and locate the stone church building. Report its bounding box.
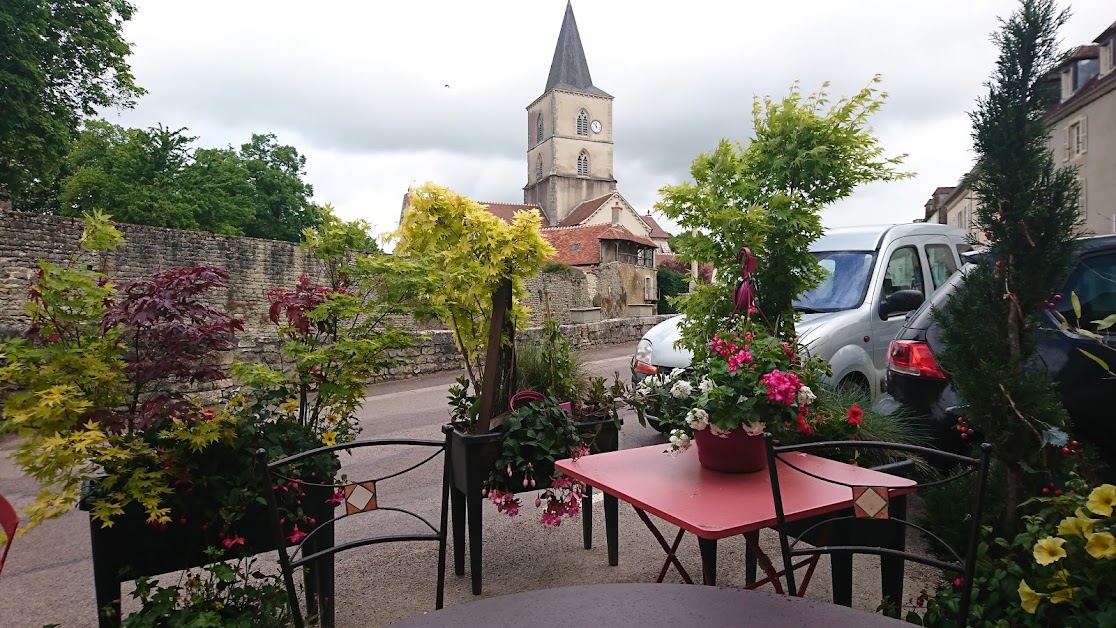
[483,2,669,316]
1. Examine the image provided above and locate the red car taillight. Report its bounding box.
[887,339,947,380]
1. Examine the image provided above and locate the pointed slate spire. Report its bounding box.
[544,2,611,97]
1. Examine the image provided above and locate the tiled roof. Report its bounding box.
[932,186,955,196]
[542,223,656,266]
[1067,44,1100,62]
[557,193,613,227]
[640,214,671,239]
[1097,20,1116,43]
[480,202,543,224]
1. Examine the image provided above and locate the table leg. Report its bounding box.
[605,493,619,567]
[744,532,784,595]
[831,551,853,607]
[745,542,757,586]
[697,538,718,586]
[582,485,593,550]
[634,507,693,584]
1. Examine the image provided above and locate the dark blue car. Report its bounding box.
[885,235,1116,468]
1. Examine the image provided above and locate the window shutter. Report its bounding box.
[1082,118,1088,154]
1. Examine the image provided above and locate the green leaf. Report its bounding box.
[1072,291,1082,321]
[1093,314,1116,331]
[1041,428,1068,448]
[1079,349,1111,372]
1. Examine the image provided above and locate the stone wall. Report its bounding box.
[0,211,655,381]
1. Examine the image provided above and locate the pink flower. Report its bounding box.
[222,534,245,550]
[552,475,573,490]
[760,370,802,405]
[325,488,345,507]
[287,526,307,544]
[541,510,563,528]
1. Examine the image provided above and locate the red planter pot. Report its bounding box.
[693,428,768,473]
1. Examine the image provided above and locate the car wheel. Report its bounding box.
[837,373,871,397]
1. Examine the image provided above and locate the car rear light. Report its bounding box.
[887,339,947,380]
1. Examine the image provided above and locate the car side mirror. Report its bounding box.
[879,289,924,320]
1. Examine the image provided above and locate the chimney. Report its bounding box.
[611,202,621,226]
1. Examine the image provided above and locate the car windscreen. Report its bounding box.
[793,251,875,312]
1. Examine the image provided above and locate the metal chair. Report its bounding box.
[763,435,992,627]
[0,493,17,576]
[257,437,450,628]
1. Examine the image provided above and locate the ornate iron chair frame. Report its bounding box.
[763,436,992,627]
[257,437,450,628]
[0,493,18,576]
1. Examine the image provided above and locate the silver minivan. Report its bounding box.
[633,223,971,413]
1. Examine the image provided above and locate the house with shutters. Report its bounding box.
[925,19,1116,236]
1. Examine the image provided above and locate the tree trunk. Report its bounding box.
[1001,464,1024,537]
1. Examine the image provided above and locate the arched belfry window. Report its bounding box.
[576,110,589,136]
[577,151,590,176]
[536,155,543,181]
[535,113,544,142]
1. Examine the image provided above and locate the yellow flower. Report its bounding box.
[1049,587,1077,605]
[1087,484,1116,516]
[1047,569,1070,588]
[1085,531,1116,559]
[1057,509,1100,537]
[1033,536,1067,565]
[279,399,300,414]
[322,431,337,447]
[1018,579,1043,614]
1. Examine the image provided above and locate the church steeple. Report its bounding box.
[545,2,611,98]
[524,2,616,226]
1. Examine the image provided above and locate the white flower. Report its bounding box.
[699,378,715,394]
[670,380,693,399]
[685,408,709,430]
[796,386,816,406]
[742,421,767,437]
[667,429,692,455]
[737,394,749,404]
[670,368,686,379]
[709,424,731,438]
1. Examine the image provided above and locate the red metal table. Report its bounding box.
[555,444,916,591]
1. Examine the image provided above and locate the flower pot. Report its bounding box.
[443,415,621,595]
[693,428,768,473]
[80,473,336,628]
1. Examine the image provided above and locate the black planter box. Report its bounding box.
[81,481,335,628]
[444,415,621,594]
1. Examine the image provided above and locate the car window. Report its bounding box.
[1058,253,1116,334]
[926,244,959,289]
[881,246,924,299]
[956,242,973,257]
[793,251,875,311]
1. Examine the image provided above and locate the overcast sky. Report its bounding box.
[104,0,1113,237]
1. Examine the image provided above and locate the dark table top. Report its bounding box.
[388,583,907,627]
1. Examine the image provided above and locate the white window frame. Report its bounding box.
[577,151,589,176]
[576,110,589,136]
[1068,118,1087,160]
[535,113,544,142]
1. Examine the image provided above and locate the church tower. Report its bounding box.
[524,2,616,226]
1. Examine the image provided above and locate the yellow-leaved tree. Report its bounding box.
[390,183,555,425]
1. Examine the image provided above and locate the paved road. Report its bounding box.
[0,341,927,627]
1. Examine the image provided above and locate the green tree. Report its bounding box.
[57,122,320,240]
[0,0,143,207]
[59,121,199,230]
[657,78,910,348]
[239,134,323,242]
[933,0,1082,534]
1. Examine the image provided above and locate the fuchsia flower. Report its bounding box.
[222,534,245,550]
[325,488,345,507]
[287,525,308,544]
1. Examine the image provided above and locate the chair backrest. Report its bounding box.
[763,435,992,628]
[256,436,450,628]
[0,493,18,576]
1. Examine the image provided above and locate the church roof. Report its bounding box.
[545,2,612,98]
[557,193,613,227]
[479,202,543,224]
[640,214,671,239]
[543,223,656,266]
